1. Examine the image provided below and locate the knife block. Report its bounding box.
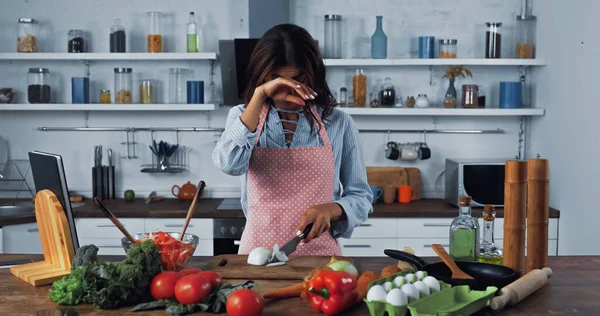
[10,190,75,286]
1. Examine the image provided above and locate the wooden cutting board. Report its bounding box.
[367,167,408,187]
[406,167,422,200]
[203,255,352,280]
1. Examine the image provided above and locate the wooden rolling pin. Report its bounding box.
[527,157,550,273]
[503,160,528,276]
[491,267,553,310]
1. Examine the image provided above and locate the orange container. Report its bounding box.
[398,185,416,203]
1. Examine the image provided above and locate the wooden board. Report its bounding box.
[367,167,408,201]
[406,168,422,200]
[203,255,352,280]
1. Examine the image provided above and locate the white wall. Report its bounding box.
[1,0,535,209]
[530,0,598,255]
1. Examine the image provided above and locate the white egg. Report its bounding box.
[385,288,408,307]
[393,276,407,288]
[404,273,418,284]
[413,281,430,297]
[401,283,420,300]
[383,281,394,292]
[415,271,428,280]
[422,276,441,292]
[366,285,388,302]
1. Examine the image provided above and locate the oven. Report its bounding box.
[213,199,246,255]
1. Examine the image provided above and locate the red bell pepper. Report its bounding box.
[308,271,358,315]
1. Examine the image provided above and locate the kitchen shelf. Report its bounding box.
[323,58,546,67]
[0,52,218,61]
[0,103,217,111]
[338,107,545,116]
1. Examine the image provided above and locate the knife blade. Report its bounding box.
[278,223,314,257]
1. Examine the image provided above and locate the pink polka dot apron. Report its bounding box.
[238,104,341,256]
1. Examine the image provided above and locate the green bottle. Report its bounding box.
[187,12,198,53]
[449,196,480,261]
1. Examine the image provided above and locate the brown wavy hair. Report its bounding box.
[243,24,336,130]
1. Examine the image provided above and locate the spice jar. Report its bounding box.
[114,68,133,104]
[378,77,396,107]
[352,69,367,107]
[405,96,415,108]
[443,94,457,108]
[477,85,486,108]
[68,29,86,53]
[439,39,457,58]
[147,11,163,53]
[415,94,430,108]
[516,15,536,59]
[462,85,479,108]
[339,87,347,106]
[110,19,126,53]
[100,89,111,104]
[485,22,502,58]
[17,18,38,52]
[140,80,154,104]
[27,68,51,103]
[369,92,380,108]
[324,15,342,59]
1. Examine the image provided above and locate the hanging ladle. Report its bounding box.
[432,244,475,280]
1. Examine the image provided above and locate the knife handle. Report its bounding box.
[300,223,314,238]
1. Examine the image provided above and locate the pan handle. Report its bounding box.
[384,249,427,270]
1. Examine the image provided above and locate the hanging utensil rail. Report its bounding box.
[359,128,504,134]
[37,127,225,132]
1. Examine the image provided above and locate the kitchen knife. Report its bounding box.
[279,223,314,257]
[92,146,98,198]
[108,149,115,199]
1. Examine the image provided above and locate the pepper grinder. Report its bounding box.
[527,156,550,273]
[503,159,527,276]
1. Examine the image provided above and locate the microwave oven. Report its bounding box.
[444,158,511,208]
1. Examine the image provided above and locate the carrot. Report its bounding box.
[357,271,380,301]
[263,282,306,299]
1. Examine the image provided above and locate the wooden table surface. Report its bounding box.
[0,254,595,316]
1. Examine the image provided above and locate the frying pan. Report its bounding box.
[384,249,518,291]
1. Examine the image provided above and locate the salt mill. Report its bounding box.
[503,158,527,276]
[527,155,550,272]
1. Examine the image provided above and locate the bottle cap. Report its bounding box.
[458,195,472,206]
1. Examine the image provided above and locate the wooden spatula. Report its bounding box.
[179,180,206,241]
[432,244,474,280]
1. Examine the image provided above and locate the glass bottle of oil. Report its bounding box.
[478,205,503,264]
[449,196,480,261]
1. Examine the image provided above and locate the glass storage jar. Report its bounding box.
[352,69,367,107]
[516,15,536,59]
[140,80,154,104]
[324,14,342,59]
[339,87,347,106]
[439,39,457,58]
[100,89,111,104]
[378,77,396,107]
[27,68,51,103]
[462,85,479,108]
[405,96,415,108]
[110,19,126,53]
[485,22,502,58]
[18,18,38,52]
[68,29,86,53]
[147,11,163,53]
[415,94,430,108]
[169,68,189,103]
[114,68,133,104]
[477,85,486,108]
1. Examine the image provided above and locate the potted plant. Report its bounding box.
[443,65,473,99]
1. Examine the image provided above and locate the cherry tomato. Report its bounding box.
[174,274,212,305]
[226,289,264,316]
[150,271,181,300]
[179,268,203,276]
[197,271,223,288]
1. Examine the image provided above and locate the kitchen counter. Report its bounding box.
[0,254,596,315]
[0,198,560,227]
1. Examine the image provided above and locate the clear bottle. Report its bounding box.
[371,16,387,59]
[478,205,503,264]
[187,12,199,53]
[27,68,51,103]
[516,15,536,59]
[485,22,502,58]
[352,69,367,107]
[139,79,154,104]
[110,19,126,53]
[369,92,380,108]
[324,14,342,59]
[169,68,188,103]
[339,87,347,106]
[378,77,395,107]
[147,11,163,53]
[114,68,133,104]
[449,196,480,261]
[17,18,38,52]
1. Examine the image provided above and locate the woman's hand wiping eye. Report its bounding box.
[256,77,317,106]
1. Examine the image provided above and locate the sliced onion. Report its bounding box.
[272,244,289,262]
[248,247,272,265]
[266,262,286,267]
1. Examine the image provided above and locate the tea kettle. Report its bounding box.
[172,181,204,200]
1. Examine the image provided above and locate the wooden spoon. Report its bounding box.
[179,180,206,241]
[93,198,136,243]
[431,244,474,279]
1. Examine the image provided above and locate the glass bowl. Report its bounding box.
[122,232,199,271]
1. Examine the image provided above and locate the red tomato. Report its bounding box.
[150,271,181,300]
[197,271,223,288]
[179,268,203,276]
[174,274,212,305]
[226,289,264,316]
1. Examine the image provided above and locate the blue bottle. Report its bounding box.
[371,16,387,59]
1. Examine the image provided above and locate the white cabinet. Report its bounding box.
[352,219,397,238]
[340,238,397,257]
[75,218,145,239]
[2,223,42,254]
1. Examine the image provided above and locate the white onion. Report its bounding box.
[247,247,272,265]
[272,244,289,262]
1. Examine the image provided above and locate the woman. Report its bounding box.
[212,24,373,256]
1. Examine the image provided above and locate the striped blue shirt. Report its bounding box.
[212,104,373,239]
